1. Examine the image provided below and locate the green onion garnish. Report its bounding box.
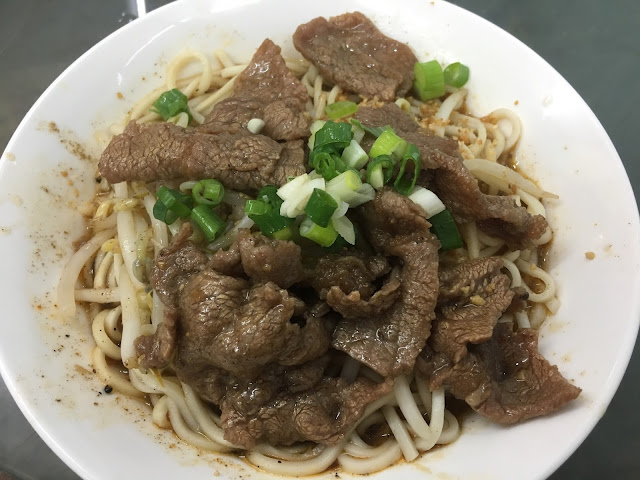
[190,205,226,242]
[257,185,283,207]
[350,119,394,138]
[312,151,340,181]
[429,209,463,251]
[366,155,395,189]
[341,140,369,169]
[443,62,470,88]
[153,186,194,225]
[299,216,339,247]
[151,88,192,122]
[312,121,354,152]
[369,129,407,160]
[244,199,270,216]
[325,101,358,120]
[394,143,421,195]
[304,188,338,228]
[272,226,294,241]
[414,60,445,101]
[192,179,225,206]
[245,198,294,237]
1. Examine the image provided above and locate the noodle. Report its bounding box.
[59,38,560,477]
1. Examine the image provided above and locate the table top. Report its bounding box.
[1,0,639,478]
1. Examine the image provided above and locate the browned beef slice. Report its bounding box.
[195,97,263,135]
[149,225,208,309]
[354,104,547,249]
[198,39,309,141]
[98,121,305,189]
[293,12,417,101]
[223,358,330,419]
[210,230,305,288]
[438,256,506,302]
[444,324,581,424]
[222,376,392,448]
[271,140,306,185]
[308,251,390,299]
[262,100,310,141]
[176,269,329,379]
[135,225,207,368]
[134,308,179,369]
[332,190,440,376]
[237,233,305,289]
[431,273,514,363]
[234,39,309,107]
[326,268,401,319]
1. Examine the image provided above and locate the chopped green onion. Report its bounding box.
[304,188,338,227]
[350,119,394,138]
[352,124,366,144]
[332,215,356,245]
[348,183,376,207]
[394,143,421,195]
[369,129,407,160]
[326,171,376,207]
[322,234,350,253]
[190,205,226,242]
[300,216,338,247]
[308,120,327,150]
[326,170,362,201]
[395,98,411,112]
[179,180,197,192]
[414,60,445,101]
[257,185,283,207]
[244,199,270,216]
[443,62,470,88]
[429,209,463,251]
[247,118,265,134]
[366,155,395,189]
[192,179,225,206]
[272,225,294,241]
[153,186,193,225]
[325,101,358,120]
[342,140,369,169]
[248,208,294,236]
[312,152,340,181]
[312,121,353,152]
[408,186,446,218]
[151,88,192,122]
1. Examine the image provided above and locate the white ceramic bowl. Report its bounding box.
[1,1,639,479]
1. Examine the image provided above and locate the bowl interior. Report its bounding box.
[1,1,639,479]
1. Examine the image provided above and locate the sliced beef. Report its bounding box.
[198,39,309,141]
[233,39,308,107]
[326,268,401,319]
[293,12,417,101]
[135,225,206,368]
[307,251,391,300]
[134,308,179,369]
[237,233,305,289]
[438,256,506,303]
[436,324,581,424]
[210,231,305,288]
[195,97,262,135]
[354,104,547,249]
[176,269,329,379]
[149,224,207,309]
[332,190,440,376]
[98,121,305,189]
[222,376,392,448]
[431,273,514,363]
[271,140,306,186]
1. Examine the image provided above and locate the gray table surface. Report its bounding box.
[1,0,639,478]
